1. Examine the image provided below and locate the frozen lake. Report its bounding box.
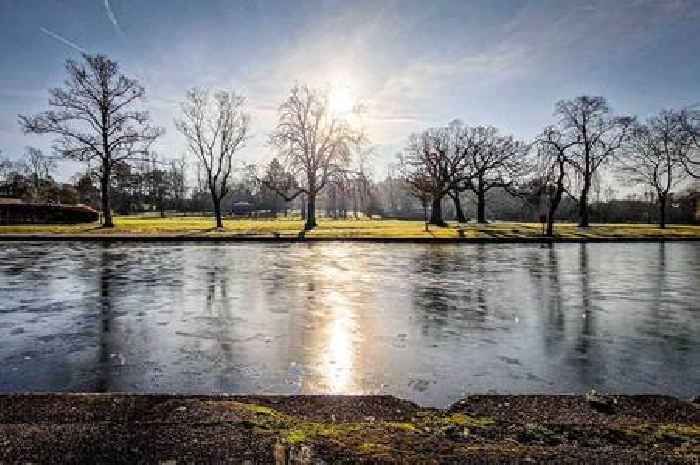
[1,241,698,407]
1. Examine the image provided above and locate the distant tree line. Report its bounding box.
[397,96,698,233]
[0,147,77,204]
[3,53,698,231]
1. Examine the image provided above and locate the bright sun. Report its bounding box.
[329,83,354,117]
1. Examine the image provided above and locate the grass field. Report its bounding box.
[1,215,699,239]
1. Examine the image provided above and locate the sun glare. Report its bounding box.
[329,83,354,117]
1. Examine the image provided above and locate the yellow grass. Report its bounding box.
[0,215,699,239]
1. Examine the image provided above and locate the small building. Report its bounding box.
[0,198,98,225]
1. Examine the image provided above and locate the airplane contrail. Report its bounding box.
[40,27,87,54]
[104,0,125,36]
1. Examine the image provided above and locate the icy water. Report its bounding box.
[0,241,698,407]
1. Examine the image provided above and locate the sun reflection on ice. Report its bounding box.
[308,248,363,394]
[324,302,354,393]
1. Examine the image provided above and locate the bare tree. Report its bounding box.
[460,126,530,224]
[401,127,469,226]
[259,158,295,216]
[0,162,9,190]
[23,147,55,201]
[352,145,374,218]
[678,108,700,179]
[0,150,7,179]
[619,110,694,228]
[24,147,54,181]
[19,54,163,227]
[552,96,632,227]
[537,127,576,236]
[175,88,250,228]
[263,84,363,230]
[324,170,349,219]
[141,152,171,218]
[402,122,528,226]
[398,153,433,231]
[383,161,401,215]
[445,119,470,223]
[168,157,187,215]
[0,152,24,196]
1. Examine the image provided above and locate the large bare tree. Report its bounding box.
[175,88,250,228]
[401,127,471,226]
[463,126,529,224]
[445,119,473,223]
[552,96,632,227]
[619,110,694,228]
[678,108,700,179]
[19,54,163,227]
[401,123,528,225]
[263,84,363,230]
[536,127,575,236]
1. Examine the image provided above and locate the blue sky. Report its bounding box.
[1,0,699,181]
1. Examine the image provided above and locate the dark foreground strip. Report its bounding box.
[0,394,697,464]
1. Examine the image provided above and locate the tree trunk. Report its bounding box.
[658,194,667,229]
[300,194,306,220]
[579,183,590,227]
[353,185,358,219]
[100,163,113,227]
[452,193,467,223]
[326,187,334,218]
[213,197,223,229]
[451,192,466,223]
[544,159,567,237]
[305,194,317,230]
[423,201,429,232]
[546,214,554,237]
[547,187,563,237]
[476,188,487,224]
[429,196,446,226]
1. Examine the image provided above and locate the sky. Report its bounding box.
[0,0,699,182]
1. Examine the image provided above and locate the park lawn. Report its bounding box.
[0,216,699,239]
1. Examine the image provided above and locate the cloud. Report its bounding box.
[39,27,87,54]
[104,0,125,37]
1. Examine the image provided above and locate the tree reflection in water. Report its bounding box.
[96,243,113,392]
[1,242,699,406]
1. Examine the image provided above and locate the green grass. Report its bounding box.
[0,215,699,239]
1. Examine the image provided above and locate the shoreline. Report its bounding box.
[2,219,698,244]
[1,393,697,463]
[1,233,700,243]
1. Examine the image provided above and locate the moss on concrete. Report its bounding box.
[0,394,698,463]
